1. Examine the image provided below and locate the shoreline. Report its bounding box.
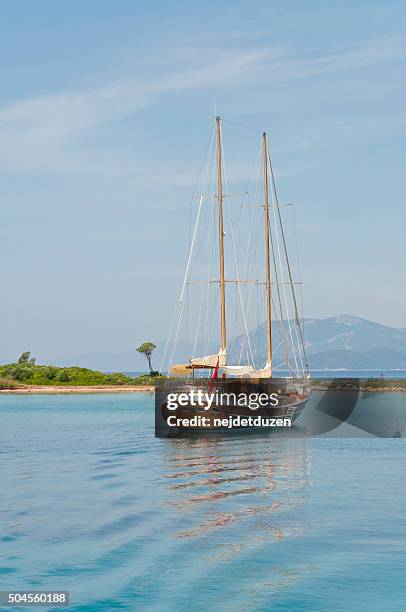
[0,385,155,394]
[311,385,406,393]
[1,380,405,394]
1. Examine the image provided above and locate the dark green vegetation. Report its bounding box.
[0,353,163,387]
[311,378,406,391]
[0,378,18,390]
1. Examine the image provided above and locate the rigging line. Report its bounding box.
[292,203,308,371]
[192,222,209,356]
[268,148,308,371]
[191,281,205,359]
[161,132,214,374]
[162,212,207,372]
[169,298,185,369]
[270,339,283,354]
[291,283,306,374]
[242,143,261,257]
[238,145,261,365]
[251,176,262,319]
[167,128,214,363]
[273,360,292,370]
[200,180,220,361]
[256,281,260,367]
[240,164,261,367]
[195,191,216,359]
[221,133,255,367]
[191,179,216,270]
[271,270,292,370]
[159,301,178,374]
[221,117,263,134]
[170,130,215,371]
[202,202,216,354]
[188,125,216,206]
[241,146,263,365]
[234,237,257,362]
[179,193,205,305]
[291,308,305,375]
[186,283,190,359]
[269,209,291,369]
[236,143,261,248]
[271,293,294,373]
[230,282,238,356]
[241,143,261,311]
[187,127,216,278]
[268,153,299,375]
[202,286,220,370]
[192,140,216,359]
[180,129,215,304]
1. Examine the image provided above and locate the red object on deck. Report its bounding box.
[208,357,220,392]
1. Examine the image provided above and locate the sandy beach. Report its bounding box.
[0,385,155,394]
[2,381,405,394]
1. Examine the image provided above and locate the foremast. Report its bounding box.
[216,116,227,359]
[263,131,272,376]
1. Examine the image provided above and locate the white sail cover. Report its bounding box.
[190,349,226,367]
[249,362,272,378]
[221,365,254,376]
[170,363,192,375]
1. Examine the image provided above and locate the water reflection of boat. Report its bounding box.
[162,434,311,546]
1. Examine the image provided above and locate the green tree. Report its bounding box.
[18,351,31,364]
[56,370,71,383]
[13,366,33,381]
[136,342,156,374]
[43,366,57,380]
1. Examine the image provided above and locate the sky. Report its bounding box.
[1,0,406,365]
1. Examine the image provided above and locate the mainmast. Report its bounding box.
[263,131,272,373]
[216,116,227,356]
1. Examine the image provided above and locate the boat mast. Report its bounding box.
[216,116,227,356]
[263,131,272,372]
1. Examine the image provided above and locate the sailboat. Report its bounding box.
[158,116,311,432]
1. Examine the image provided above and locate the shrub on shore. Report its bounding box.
[0,377,18,390]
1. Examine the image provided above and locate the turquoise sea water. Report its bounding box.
[0,392,405,611]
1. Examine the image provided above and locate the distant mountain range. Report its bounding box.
[55,315,406,371]
[243,315,406,370]
[304,314,406,369]
[236,314,406,370]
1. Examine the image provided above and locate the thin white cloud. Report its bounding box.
[261,36,405,81]
[0,49,268,172]
[0,36,404,174]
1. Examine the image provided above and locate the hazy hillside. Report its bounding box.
[230,314,406,370]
